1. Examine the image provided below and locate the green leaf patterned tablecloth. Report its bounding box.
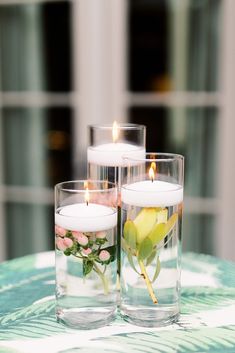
[0,252,235,353]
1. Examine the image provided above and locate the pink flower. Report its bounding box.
[55,225,67,237]
[56,237,73,251]
[99,250,110,262]
[82,248,92,256]
[96,231,106,239]
[77,234,89,246]
[72,231,84,239]
[63,237,73,248]
[56,238,65,251]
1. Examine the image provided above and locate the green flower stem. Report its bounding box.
[93,262,109,295]
[138,259,158,304]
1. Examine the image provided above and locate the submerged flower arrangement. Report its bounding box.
[55,225,116,294]
[122,207,178,304]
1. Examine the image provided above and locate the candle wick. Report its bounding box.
[86,201,89,206]
[151,177,154,183]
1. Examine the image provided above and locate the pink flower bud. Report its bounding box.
[82,248,92,256]
[72,231,84,239]
[96,231,106,239]
[56,237,73,251]
[77,234,89,246]
[99,250,110,262]
[56,238,65,251]
[55,225,67,237]
[63,237,73,248]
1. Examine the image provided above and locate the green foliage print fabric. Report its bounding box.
[0,251,235,353]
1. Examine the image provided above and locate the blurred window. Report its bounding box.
[0,0,230,260]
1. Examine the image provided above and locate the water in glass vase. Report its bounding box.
[55,223,117,329]
[120,202,182,327]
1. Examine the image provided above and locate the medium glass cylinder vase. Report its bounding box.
[120,153,184,327]
[55,180,118,329]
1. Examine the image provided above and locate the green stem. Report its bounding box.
[93,262,109,295]
[138,259,158,304]
[74,254,83,259]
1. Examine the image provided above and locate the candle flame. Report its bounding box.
[149,162,156,182]
[112,121,119,143]
[84,181,89,206]
[151,162,156,171]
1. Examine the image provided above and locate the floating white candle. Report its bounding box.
[87,143,145,167]
[55,203,117,232]
[121,180,183,207]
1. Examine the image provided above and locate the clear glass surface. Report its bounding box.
[55,180,118,329]
[120,153,184,327]
[121,202,182,326]
[88,124,146,188]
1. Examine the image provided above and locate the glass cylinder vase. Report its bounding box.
[55,180,118,329]
[87,123,146,189]
[120,153,184,327]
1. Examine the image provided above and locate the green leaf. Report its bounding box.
[123,220,137,250]
[145,249,157,267]
[149,213,178,246]
[95,238,106,245]
[138,237,153,261]
[122,237,136,256]
[165,213,178,234]
[151,256,161,283]
[148,223,166,246]
[63,249,71,256]
[70,242,80,255]
[83,260,93,276]
[127,250,140,275]
[133,208,159,243]
[121,237,129,252]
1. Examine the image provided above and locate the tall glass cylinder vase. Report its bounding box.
[120,153,184,327]
[87,123,146,282]
[87,123,146,189]
[55,180,118,329]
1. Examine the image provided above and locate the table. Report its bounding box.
[0,252,235,353]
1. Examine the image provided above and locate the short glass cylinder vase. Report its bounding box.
[87,123,146,188]
[55,180,118,329]
[120,153,184,327]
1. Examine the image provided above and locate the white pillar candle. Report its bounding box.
[121,180,183,207]
[87,143,145,167]
[55,203,117,232]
